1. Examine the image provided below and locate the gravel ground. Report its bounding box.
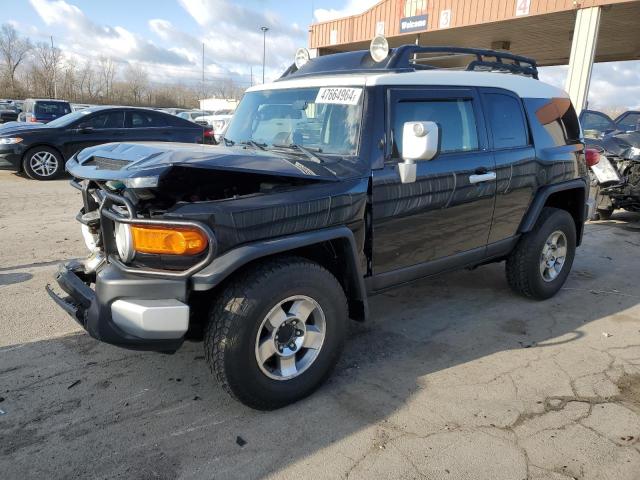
[1,169,639,480]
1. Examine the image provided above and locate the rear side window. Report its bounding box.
[129,111,168,127]
[484,93,528,149]
[392,99,478,156]
[83,112,125,129]
[35,102,71,116]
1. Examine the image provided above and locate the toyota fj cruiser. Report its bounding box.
[48,38,590,409]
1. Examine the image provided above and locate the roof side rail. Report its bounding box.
[387,45,539,79]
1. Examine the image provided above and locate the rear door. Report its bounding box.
[124,110,172,142]
[371,87,496,279]
[479,88,536,244]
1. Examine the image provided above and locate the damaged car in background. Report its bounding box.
[588,131,640,220]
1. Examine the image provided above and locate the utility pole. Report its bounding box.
[261,26,269,83]
[50,36,57,99]
[201,42,205,112]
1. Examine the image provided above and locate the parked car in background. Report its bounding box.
[18,99,72,123]
[194,111,234,143]
[177,110,214,122]
[615,111,640,132]
[160,107,190,116]
[72,103,91,112]
[0,106,214,180]
[0,102,20,124]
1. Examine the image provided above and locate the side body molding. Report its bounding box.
[191,226,369,321]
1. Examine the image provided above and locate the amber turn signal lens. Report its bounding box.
[130,225,208,256]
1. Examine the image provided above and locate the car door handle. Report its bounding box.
[469,172,497,184]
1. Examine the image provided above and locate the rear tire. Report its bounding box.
[204,256,348,410]
[22,146,63,180]
[506,207,576,300]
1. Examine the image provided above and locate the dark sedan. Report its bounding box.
[0,106,214,180]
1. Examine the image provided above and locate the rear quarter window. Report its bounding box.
[534,98,580,146]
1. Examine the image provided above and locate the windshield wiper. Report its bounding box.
[239,140,267,150]
[272,143,323,163]
[223,138,267,150]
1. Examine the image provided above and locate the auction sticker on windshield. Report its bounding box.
[315,87,362,105]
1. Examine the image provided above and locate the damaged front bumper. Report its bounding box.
[47,256,189,352]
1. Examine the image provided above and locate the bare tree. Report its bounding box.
[97,56,117,101]
[0,24,32,96]
[32,41,63,98]
[123,64,148,104]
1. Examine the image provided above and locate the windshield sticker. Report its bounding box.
[315,87,362,105]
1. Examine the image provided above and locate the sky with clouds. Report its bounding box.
[4,0,639,109]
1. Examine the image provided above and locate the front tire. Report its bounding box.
[22,146,63,180]
[506,207,576,300]
[204,256,348,410]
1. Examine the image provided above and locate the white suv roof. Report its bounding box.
[249,70,566,100]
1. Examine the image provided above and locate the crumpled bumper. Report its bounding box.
[47,258,189,352]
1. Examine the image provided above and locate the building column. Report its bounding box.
[565,6,601,114]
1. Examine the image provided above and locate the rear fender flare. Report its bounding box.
[518,179,588,239]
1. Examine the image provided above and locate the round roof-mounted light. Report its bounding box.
[370,34,389,63]
[294,47,310,69]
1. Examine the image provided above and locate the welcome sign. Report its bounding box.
[399,14,428,33]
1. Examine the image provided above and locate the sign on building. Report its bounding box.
[515,0,531,16]
[400,0,428,33]
[330,29,338,45]
[439,9,452,28]
[376,21,385,35]
[399,15,428,33]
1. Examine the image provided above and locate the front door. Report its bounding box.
[371,87,496,285]
[64,111,127,157]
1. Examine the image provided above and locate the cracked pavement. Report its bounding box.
[1,170,639,479]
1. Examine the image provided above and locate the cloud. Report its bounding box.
[174,0,306,77]
[29,0,192,66]
[539,61,640,110]
[314,0,380,22]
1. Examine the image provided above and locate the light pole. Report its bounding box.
[261,26,269,83]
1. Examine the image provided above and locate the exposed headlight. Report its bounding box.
[81,224,100,253]
[122,176,159,189]
[0,137,23,144]
[114,222,135,262]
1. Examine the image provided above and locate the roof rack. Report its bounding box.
[279,45,538,80]
[389,45,538,79]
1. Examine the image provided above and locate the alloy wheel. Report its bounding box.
[29,151,59,177]
[539,230,567,282]
[254,295,326,381]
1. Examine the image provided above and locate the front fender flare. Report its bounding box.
[191,226,369,320]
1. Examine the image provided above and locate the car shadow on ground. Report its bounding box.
[1,216,639,479]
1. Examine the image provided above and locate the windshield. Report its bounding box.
[224,87,364,156]
[46,109,93,128]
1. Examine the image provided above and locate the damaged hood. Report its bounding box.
[67,142,366,183]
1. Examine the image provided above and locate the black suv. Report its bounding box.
[49,42,589,409]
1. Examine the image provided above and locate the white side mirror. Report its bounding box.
[398,121,440,184]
